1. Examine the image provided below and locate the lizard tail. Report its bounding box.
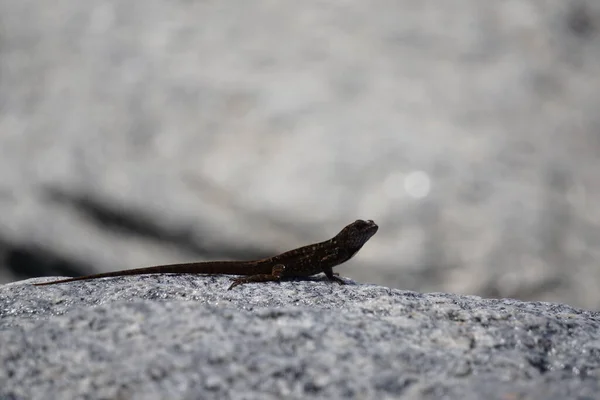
[32,261,255,286]
[32,263,209,286]
[32,266,168,286]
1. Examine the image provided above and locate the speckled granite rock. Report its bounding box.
[1,276,599,399]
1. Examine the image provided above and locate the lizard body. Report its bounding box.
[34,219,378,290]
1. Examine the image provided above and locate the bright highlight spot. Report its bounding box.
[404,171,431,199]
[383,170,432,199]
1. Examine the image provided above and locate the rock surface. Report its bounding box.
[1,276,600,399]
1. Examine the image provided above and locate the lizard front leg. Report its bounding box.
[319,248,348,285]
[227,264,286,290]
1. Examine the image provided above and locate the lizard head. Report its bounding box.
[334,219,378,250]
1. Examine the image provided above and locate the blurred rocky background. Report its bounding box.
[1,0,600,309]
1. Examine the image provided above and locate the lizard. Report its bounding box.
[33,219,378,290]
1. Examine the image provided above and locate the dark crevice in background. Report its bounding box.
[1,239,91,280]
[42,187,273,261]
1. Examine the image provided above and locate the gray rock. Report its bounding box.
[1,276,599,399]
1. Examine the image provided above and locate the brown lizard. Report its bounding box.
[33,219,378,290]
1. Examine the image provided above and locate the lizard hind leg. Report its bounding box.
[227,264,286,290]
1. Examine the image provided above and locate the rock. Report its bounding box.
[1,276,599,399]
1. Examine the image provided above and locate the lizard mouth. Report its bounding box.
[364,221,378,238]
[358,219,378,234]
